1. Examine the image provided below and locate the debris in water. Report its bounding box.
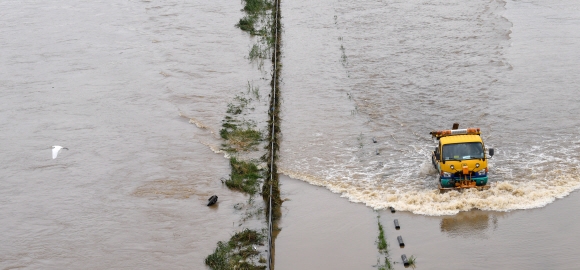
[207,195,218,206]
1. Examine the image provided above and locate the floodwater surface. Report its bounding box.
[2,0,580,269]
[277,176,580,269]
[0,0,269,268]
[277,0,580,269]
[279,0,580,215]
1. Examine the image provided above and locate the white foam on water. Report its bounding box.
[281,135,580,216]
[283,167,580,216]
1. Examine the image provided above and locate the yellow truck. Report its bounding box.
[430,124,494,191]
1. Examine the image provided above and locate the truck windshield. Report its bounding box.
[442,142,484,160]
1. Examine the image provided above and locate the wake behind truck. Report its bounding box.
[430,124,494,191]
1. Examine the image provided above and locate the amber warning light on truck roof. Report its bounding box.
[430,128,480,138]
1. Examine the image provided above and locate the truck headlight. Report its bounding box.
[443,172,452,177]
[476,169,486,176]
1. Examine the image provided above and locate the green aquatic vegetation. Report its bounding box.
[221,126,262,152]
[236,0,274,36]
[230,228,264,246]
[407,255,417,269]
[377,257,393,270]
[205,229,266,270]
[375,216,393,270]
[377,220,388,252]
[225,157,263,195]
[208,0,280,268]
[243,0,272,14]
[220,92,262,152]
[237,15,257,33]
[226,94,251,115]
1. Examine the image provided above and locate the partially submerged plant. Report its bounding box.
[220,93,262,153]
[236,0,274,36]
[375,216,393,270]
[205,229,266,270]
[407,255,417,269]
[225,157,263,195]
[221,126,262,152]
[377,256,393,270]
[377,221,388,252]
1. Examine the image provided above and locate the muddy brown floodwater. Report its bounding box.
[278,175,580,269]
[276,0,580,269]
[0,0,269,269]
[2,0,580,269]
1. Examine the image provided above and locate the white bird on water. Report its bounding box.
[52,146,68,159]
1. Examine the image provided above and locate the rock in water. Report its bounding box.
[207,195,218,206]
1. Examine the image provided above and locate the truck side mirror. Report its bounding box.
[489,148,494,157]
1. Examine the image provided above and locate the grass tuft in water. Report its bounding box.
[375,215,393,270]
[236,0,273,36]
[221,126,262,152]
[407,255,417,269]
[225,157,263,195]
[377,221,388,252]
[237,16,256,33]
[377,256,393,270]
[205,229,266,270]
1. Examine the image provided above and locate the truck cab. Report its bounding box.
[430,127,494,190]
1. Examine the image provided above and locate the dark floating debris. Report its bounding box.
[375,149,380,155]
[372,137,377,143]
[397,235,405,247]
[401,254,409,266]
[389,206,396,213]
[394,219,400,230]
[207,195,218,206]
